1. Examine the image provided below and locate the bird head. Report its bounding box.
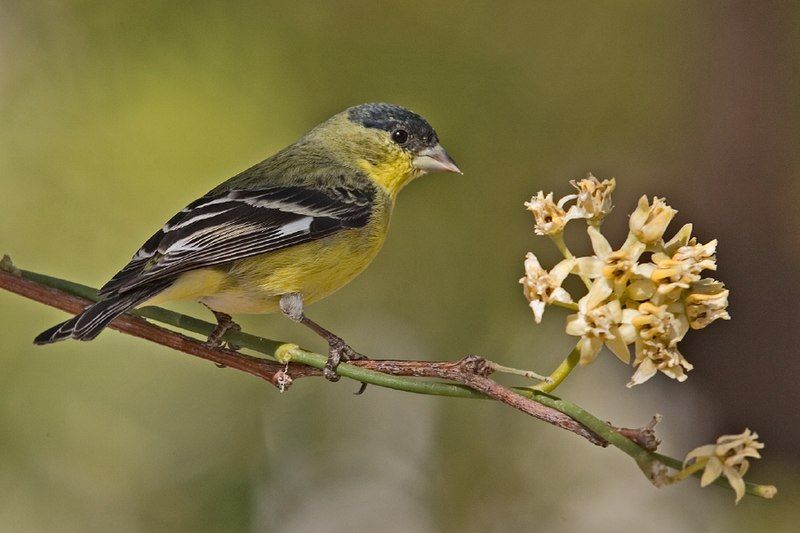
[311,102,461,196]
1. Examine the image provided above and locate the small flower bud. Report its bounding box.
[629,195,677,244]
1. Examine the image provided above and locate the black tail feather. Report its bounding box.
[34,319,79,345]
[33,279,172,345]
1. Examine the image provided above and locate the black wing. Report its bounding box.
[98,185,375,297]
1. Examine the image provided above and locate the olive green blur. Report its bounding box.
[1,2,798,532]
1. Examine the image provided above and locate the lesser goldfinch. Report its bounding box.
[35,103,461,380]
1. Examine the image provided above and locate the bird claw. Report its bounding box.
[205,314,241,351]
[204,337,222,349]
[323,338,368,393]
[338,343,367,362]
[323,364,341,382]
[204,337,240,352]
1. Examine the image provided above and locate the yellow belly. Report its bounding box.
[144,217,389,315]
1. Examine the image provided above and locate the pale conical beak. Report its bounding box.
[412,144,462,175]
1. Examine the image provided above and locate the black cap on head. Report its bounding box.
[347,102,439,151]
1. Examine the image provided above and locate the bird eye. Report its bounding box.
[391,129,409,144]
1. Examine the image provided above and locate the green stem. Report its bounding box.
[533,345,581,393]
[532,391,655,465]
[551,300,579,311]
[668,458,707,483]
[489,362,551,383]
[550,232,574,259]
[6,266,776,501]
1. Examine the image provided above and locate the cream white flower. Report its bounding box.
[683,429,765,503]
[628,338,693,386]
[626,278,658,302]
[568,174,616,223]
[629,195,677,244]
[630,302,689,343]
[685,278,731,329]
[524,191,582,235]
[566,279,632,365]
[662,223,693,256]
[520,253,576,323]
[673,240,718,270]
[574,226,646,296]
[521,180,732,391]
[651,239,718,299]
[626,302,691,386]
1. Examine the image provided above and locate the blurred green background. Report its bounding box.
[1,1,798,531]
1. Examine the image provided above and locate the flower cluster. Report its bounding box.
[520,174,730,386]
[681,429,767,503]
[523,174,616,235]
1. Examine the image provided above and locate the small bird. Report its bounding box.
[34,102,461,381]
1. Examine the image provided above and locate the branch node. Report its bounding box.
[458,354,493,376]
[641,457,670,487]
[272,367,293,392]
[613,414,662,452]
[0,255,21,276]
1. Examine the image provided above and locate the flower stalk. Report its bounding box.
[532,345,580,393]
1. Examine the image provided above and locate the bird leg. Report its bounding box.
[204,307,242,351]
[279,293,368,388]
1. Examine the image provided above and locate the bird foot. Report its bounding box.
[205,312,242,351]
[278,294,368,392]
[323,337,368,388]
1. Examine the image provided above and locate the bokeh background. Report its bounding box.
[1,1,798,531]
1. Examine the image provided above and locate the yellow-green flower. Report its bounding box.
[682,429,765,503]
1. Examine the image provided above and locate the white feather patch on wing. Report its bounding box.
[278,216,313,236]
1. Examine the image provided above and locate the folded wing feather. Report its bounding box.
[98,185,375,298]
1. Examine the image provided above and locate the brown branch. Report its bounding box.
[0,266,659,450]
[0,268,318,387]
[360,356,608,445]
